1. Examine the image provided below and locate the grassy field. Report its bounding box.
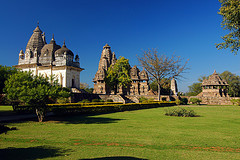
[0,105,240,160]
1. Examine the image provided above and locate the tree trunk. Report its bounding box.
[158,83,161,101]
[35,107,45,122]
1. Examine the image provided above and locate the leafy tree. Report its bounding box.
[80,83,94,94]
[4,71,71,122]
[186,76,207,96]
[137,49,188,100]
[216,0,240,54]
[186,83,202,96]
[220,71,240,97]
[0,65,18,94]
[105,57,132,94]
[149,78,171,95]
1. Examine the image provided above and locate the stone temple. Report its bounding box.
[191,70,235,105]
[14,25,84,90]
[199,70,229,97]
[93,44,150,95]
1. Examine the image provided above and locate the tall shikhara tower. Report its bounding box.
[93,44,116,94]
[93,44,150,95]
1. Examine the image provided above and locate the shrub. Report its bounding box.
[165,107,198,117]
[190,98,201,105]
[231,99,240,106]
[139,96,148,103]
[162,97,167,101]
[180,98,188,105]
[56,97,70,104]
[78,99,91,103]
[106,99,113,102]
[51,102,176,115]
[92,99,101,102]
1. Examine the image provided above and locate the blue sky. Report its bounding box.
[0,0,239,92]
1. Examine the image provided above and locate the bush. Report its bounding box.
[162,97,167,101]
[92,99,101,102]
[231,99,240,106]
[106,99,113,102]
[165,107,198,117]
[139,97,148,103]
[56,97,70,104]
[51,102,176,115]
[78,99,91,103]
[180,98,188,105]
[190,98,201,105]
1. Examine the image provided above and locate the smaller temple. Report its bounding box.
[200,70,229,97]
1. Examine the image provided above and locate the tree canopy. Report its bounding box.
[105,57,132,94]
[138,49,188,100]
[220,71,240,97]
[4,71,71,122]
[216,0,240,54]
[186,76,207,96]
[0,65,18,94]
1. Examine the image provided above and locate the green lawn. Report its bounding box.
[0,105,240,160]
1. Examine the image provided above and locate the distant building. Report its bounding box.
[93,44,150,95]
[200,70,229,97]
[191,70,233,105]
[14,25,84,89]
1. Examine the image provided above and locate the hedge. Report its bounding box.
[48,102,123,107]
[51,101,176,115]
[13,101,176,115]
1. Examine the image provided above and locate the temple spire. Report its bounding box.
[50,34,56,44]
[62,39,66,47]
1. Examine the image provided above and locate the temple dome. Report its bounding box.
[55,42,74,56]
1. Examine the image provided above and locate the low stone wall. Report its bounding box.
[189,96,240,105]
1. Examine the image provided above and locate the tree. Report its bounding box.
[149,78,171,95]
[138,49,188,101]
[105,57,132,94]
[216,0,240,54]
[220,71,240,97]
[186,76,207,96]
[80,83,94,94]
[186,83,202,96]
[4,71,71,122]
[0,65,18,94]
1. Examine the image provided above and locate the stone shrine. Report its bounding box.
[14,25,84,89]
[191,70,234,105]
[93,44,150,95]
[200,70,229,97]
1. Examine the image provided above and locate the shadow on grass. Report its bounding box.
[80,156,148,160]
[0,146,68,160]
[44,115,124,124]
[0,124,17,134]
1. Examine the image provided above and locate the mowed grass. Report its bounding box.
[0,105,240,160]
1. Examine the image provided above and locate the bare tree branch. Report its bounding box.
[137,49,189,100]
